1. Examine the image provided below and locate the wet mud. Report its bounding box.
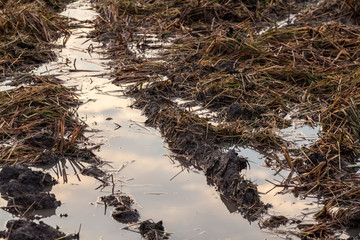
[101,194,140,224]
[132,85,266,221]
[139,220,169,240]
[0,219,78,240]
[0,165,59,216]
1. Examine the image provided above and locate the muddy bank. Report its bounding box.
[0,0,105,238]
[0,0,100,238]
[133,94,266,221]
[0,0,88,237]
[93,0,360,238]
[0,219,78,240]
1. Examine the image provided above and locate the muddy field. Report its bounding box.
[1,0,360,239]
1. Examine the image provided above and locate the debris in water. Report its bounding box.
[139,220,170,240]
[100,194,140,224]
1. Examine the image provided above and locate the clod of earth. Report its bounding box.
[0,219,78,240]
[0,165,57,194]
[101,194,140,223]
[8,192,60,212]
[139,220,169,240]
[112,205,140,224]
[0,165,60,215]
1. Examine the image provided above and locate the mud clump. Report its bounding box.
[0,165,56,193]
[101,195,170,239]
[0,165,60,214]
[112,206,140,224]
[139,220,168,240]
[204,150,259,205]
[0,219,76,240]
[8,192,60,211]
[101,194,140,223]
[204,150,264,220]
[204,149,248,190]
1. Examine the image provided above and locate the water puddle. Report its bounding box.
[239,147,321,217]
[256,0,321,35]
[0,79,15,91]
[172,97,219,124]
[0,0,323,239]
[276,122,320,148]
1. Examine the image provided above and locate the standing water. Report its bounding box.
[0,0,322,239]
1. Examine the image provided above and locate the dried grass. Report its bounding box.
[0,77,87,164]
[0,0,69,73]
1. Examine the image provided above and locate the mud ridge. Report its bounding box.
[132,93,266,221]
